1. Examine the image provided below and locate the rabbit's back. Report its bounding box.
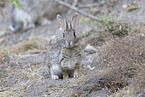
[46,39,64,67]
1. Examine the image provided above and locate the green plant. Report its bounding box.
[80,16,86,24]
[98,16,119,24]
[80,31,97,38]
[10,0,22,9]
[105,21,131,37]
[0,0,22,18]
[96,22,102,29]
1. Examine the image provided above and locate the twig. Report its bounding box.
[78,3,98,8]
[55,0,101,22]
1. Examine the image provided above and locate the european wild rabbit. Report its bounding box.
[9,0,73,33]
[46,13,89,79]
[9,0,50,32]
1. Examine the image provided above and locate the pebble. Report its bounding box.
[84,44,96,54]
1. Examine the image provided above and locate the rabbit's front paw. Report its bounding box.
[51,75,59,80]
[74,70,79,78]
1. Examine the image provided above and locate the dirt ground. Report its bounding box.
[0,0,145,97]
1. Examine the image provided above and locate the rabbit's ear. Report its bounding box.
[57,14,68,30]
[71,13,79,30]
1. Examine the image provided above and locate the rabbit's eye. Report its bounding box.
[73,31,76,38]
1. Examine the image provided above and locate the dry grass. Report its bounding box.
[0,64,45,96]
[110,86,136,97]
[0,47,9,64]
[100,32,145,94]
[72,31,145,96]
[8,34,44,54]
[104,21,131,37]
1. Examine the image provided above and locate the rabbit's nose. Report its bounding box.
[65,41,73,48]
[66,42,70,46]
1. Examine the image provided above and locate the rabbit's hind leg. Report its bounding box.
[50,64,62,80]
[63,68,69,79]
[63,72,69,79]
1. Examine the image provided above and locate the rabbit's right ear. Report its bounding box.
[57,14,68,30]
[71,13,79,30]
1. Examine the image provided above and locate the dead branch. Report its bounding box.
[55,0,101,23]
[78,3,98,8]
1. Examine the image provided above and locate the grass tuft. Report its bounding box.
[9,34,43,54]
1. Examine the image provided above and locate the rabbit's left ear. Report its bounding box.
[71,13,79,30]
[57,14,68,30]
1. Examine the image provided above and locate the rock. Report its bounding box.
[0,30,5,38]
[45,35,57,45]
[87,90,109,97]
[84,44,96,54]
[86,65,95,70]
[122,4,128,9]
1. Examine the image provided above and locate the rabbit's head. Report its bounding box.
[57,13,79,48]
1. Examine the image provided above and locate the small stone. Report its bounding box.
[87,65,95,70]
[122,4,127,9]
[101,1,105,4]
[84,44,96,54]
[50,35,56,40]
[45,35,57,45]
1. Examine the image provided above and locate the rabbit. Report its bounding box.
[45,13,92,79]
[9,0,50,32]
[9,0,73,33]
[9,6,35,32]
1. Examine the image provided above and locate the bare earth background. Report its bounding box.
[0,0,145,97]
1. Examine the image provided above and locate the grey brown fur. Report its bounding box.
[45,13,89,79]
